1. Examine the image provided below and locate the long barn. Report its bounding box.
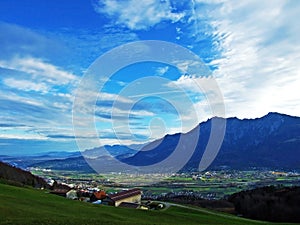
[104,188,142,207]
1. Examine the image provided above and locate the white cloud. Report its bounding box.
[172,60,207,76]
[156,66,169,76]
[167,74,203,92]
[0,79,76,144]
[167,75,224,104]
[0,57,77,86]
[193,0,300,118]
[0,133,48,140]
[94,0,185,30]
[4,78,49,93]
[0,90,44,107]
[0,57,79,141]
[73,89,136,115]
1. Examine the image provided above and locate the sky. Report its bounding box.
[0,0,299,156]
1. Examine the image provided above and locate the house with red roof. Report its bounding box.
[90,190,106,202]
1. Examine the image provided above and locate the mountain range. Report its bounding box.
[4,112,300,172]
[120,112,300,171]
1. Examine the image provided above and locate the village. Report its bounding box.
[38,169,300,207]
[49,184,165,210]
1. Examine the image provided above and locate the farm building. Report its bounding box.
[104,188,142,207]
[66,190,78,200]
[90,190,106,202]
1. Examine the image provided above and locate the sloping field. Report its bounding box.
[0,183,296,225]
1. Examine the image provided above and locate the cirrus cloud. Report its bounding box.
[94,0,185,30]
[0,57,77,85]
[193,0,300,118]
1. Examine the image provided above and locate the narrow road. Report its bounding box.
[161,202,270,224]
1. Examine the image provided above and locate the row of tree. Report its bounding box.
[228,185,300,222]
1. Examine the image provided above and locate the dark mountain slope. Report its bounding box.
[122,112,300,171]
[0,161,49,188]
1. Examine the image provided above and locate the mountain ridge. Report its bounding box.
[26,112,300,172]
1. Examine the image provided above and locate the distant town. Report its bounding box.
[30,168,300,202]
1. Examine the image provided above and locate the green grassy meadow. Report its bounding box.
[0,183,297,225]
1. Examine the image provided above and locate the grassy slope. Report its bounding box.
[0,183,296,225]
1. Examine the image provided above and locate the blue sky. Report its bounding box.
[0,0,299,155]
